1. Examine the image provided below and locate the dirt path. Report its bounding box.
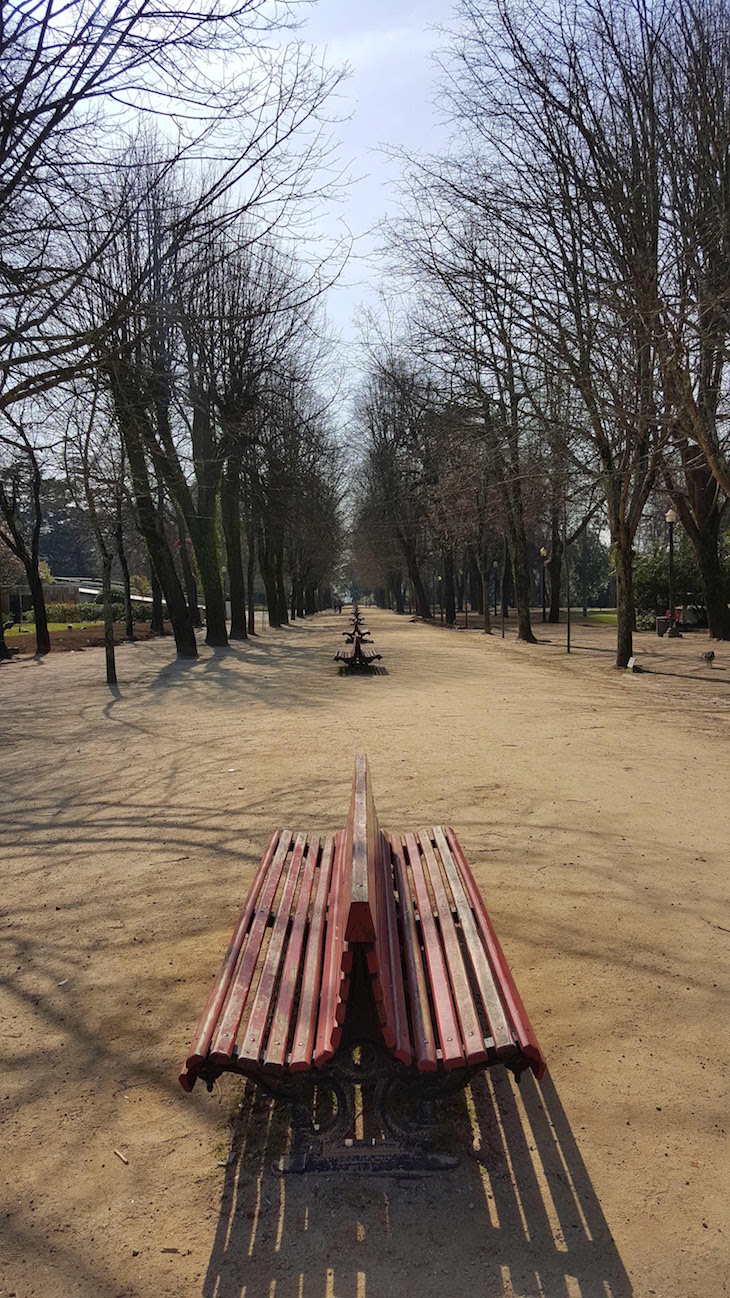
[1,611,728,1297]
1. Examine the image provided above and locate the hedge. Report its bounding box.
[24,601,150,625]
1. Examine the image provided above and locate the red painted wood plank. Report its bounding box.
[208,831,293,1064]
[419,831,487,1065]
[344,754,377,943]
[432,826,514,1054]
[378,831,412,1064]
[314,830,349,1066]
[263,836,320,1072]
[289,836,335,1072]
[371,827,397,1047]
[238,835,306,1067]
[335,976,351,1024]
[391,833,437,1072]
[179,830,280,1090]
[404,832,464,1069]
[445,828,547,1080]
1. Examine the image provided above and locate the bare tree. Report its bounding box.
[0,0,344,406]
[64,388,126,686]
[353,357,436,620]
[432,0,674,665]
[0,412,51,653]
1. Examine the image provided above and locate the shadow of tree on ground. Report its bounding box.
[203,1067,632,1298]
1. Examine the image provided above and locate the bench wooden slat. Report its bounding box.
[391,833,438,1072]
[432,826,514,1056]
[375,831,412,1063]
[404,832,465,1069]
[209,831,293,1064]
[238,834,306,1066]
[314,830,349,1066]
[445,827,547,1080]
[179,829,281,1090]
[289,835,335,1072]
[263,836,320,1071]
[418,831,487,1065]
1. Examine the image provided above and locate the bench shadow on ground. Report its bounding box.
[203,1067,631,1298]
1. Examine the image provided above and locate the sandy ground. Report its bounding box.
[1,609,728,1298]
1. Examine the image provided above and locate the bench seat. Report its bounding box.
[180,757,545,1095]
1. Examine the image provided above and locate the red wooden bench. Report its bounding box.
[180,755,545,1171]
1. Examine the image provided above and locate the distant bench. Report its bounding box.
[334,634,381,670]
[180,755,545,1172]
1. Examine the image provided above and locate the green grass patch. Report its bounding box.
[583,611,617,625]
[5,621,105,636]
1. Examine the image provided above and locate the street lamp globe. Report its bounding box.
[665,508,678,525]
[539,546,547,558]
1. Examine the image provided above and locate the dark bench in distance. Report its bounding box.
[334,634,381,669]
[180,755,546,1172]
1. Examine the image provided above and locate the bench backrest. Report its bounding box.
[344,752,379,942]
[341,754,412,1063]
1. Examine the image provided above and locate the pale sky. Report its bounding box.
[300,0,456,345]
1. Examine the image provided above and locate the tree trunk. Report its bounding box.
[258,533,280,627]
[693,514,730,640]
[478,562,491,634]
[501,545,511,620]
[127,455,195,657]
[151,477,167,635]
[470,556,483,614]
[221,459,247,640]
[613,540,635,668]
[177,516,201,629]
[304,583,317,615]
[508,532,537,643]
[27,567,51,655]
[390,575,405,613]
[274,547,289,625]
[581,527,589,618]
[443,549,456,624]
[246,524,257,635]
[548,523,563,623]
[455,562,464,613]
[108,370,196,657]
[101,550,117,687]
[406,550,431,619]
[150,566,164,635]
[116,512,135,641]
[193,506,228,647]
[0,617,10,660]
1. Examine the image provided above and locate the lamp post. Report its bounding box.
[492,560,499,617]
[665,507,680,637]
[539,546,548,622]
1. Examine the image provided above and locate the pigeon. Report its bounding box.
[702,650,715,663]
